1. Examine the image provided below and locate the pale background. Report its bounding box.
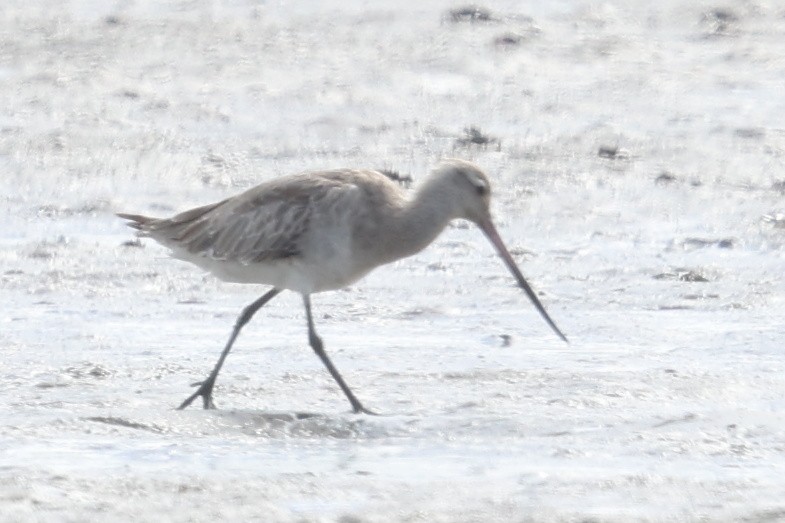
[1,0,784,521]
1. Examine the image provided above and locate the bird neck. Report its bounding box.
[391,175,460,258]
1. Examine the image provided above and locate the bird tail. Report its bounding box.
[116,212,156,232]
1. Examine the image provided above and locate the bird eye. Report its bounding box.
[475,183,487,196]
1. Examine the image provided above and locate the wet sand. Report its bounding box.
[1,0,785,521]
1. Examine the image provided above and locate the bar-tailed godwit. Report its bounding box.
[119,159,567,413]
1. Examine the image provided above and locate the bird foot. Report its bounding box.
[177,379,217,410]
[352,404,379,416]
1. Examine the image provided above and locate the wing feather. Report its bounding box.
[142,172,368,264]
[122,169,401,266]
[176,197,310,263]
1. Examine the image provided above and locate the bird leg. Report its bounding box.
[303,295,376,415]
[177,288,281,410]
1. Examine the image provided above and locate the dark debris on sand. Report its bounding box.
[701,8,739,38]
[653,269,710,283]
[455,126,500,149]
[655,171,677,184]
[378,169,413,188]
[447,6,495,23]
[598,145,630,160]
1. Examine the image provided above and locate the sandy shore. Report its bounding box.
[1,0,784,521]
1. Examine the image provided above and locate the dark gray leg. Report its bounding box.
[178,288,281,410]
[303,295,375,414]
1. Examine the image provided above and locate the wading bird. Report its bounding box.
[119,159,567,413]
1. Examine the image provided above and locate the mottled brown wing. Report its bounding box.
[145,174,358,264]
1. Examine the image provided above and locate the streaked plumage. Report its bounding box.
[119,159,567,413]
[121,169,419,293]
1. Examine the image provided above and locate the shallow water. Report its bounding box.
[2,0,785,521]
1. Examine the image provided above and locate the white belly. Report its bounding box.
[169,246,372,295]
